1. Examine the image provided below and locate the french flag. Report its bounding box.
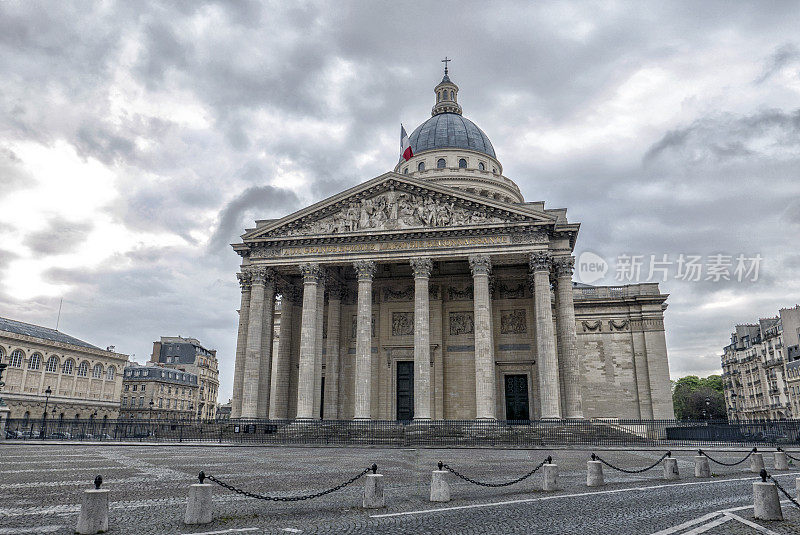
[401,124,413,161]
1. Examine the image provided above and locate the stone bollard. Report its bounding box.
[542,457,559,491]
[75,476,109,535]
[363,464,385,509]
[750,449,765,473]
[587,455,604,487]
[663,453,679,481]
[774,449,789,471]
[753,469,783,521]
[430,462,450,502]
[796,477,799,500]
[695,454,711,478]
[185,472,213,525]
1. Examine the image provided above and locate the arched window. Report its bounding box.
[492,168,497,174]
[28,353,41,370]
[77,361,89,377]
[478,162,485,171]
[23,411,30,425]
[437,92,440,102]
[450,90,454,100]
[92,364,103,378]
[458,158,467,168]
[45,356,59,373]
[62,358,74,375]
[437,158,446,169]
[402,167,408,175]
[106,366,115,381]
[418,161,425,171]
[0,347,4,362]
[9,349,24,368]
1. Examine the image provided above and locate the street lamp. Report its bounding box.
[148,399,154,436]
[705,396,711,421]
[40,386,52,439]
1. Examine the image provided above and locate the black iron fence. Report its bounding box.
[4,418,800,447]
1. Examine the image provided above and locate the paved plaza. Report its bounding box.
[1,444,799,534]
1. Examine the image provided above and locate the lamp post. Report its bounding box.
[704,396,711,421]
[40,386,52,439]
[148,399,154,437]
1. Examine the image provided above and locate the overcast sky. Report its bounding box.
[2,1,800,403]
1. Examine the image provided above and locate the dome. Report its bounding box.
[399,113,496,164]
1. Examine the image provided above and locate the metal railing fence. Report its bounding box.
[4,418,800,447]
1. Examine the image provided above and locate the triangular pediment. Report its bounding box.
[241,173,557,242]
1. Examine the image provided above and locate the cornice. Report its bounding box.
[0,331,129,362]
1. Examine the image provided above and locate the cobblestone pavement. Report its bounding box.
[1,444,799,534]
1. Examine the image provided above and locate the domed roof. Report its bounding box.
[400,113,496,163]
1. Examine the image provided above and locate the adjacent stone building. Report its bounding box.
[229,70,675,421]
[119,363,198,420]
[722,305,800,421]
[0,316,127,423]
[149,336,219,420]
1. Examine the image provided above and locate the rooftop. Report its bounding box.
[0,316,100,350]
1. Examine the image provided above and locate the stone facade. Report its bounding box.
[229,72,674,421]
[722,305,800,421]
[0,316,127,422]
[119,364,199,420]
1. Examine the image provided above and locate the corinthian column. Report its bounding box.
[270,284,297,419]
[469,254,497,419]
[257,277,277,418]
[313,272,326,419]
[553,256,584,419]
[241,266,273,418]
[296,263,321,419]
[353,260,376,420]
[530,252,561,419]
[411,257,433,421]
[231,272,251,419]
[323,279,342,420]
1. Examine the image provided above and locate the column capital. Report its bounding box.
[552,255,575,278]
[468,254,492,276]
[353,260,376,281]
[300,263,322,283]
[245,266,274,284]
[278,282,302,303]
[236,272,252,291]
[410,257,433,278]
[528,251,552,273]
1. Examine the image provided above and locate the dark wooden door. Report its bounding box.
[504,375,530,421]
[319,377,325,419]
[396,361,414,421]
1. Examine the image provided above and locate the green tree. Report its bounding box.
[672,375,726,420]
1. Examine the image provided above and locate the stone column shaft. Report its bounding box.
[269,287,296,419]
[241,268,271,418]
[313,275,326,419]
[412,258,433,420]
[323,284,342,420]
[231,273,251,419]
[256,279,276,418]
[353,261,376,420]
[530,252,561,419]
[554,256,583,419]
[296,264,321,419]
[470,255,496,419]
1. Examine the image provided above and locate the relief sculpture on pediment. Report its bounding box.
[278,190,508,236]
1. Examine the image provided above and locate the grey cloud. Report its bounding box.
[207,184,301,252]
[755,43,800,84]
[25,217,93,256]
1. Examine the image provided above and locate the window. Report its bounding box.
[403,167,408,174]
[106,366,115,380]
[92,364,103,378]
[9,349,24,368]
[492,168,497,174]
[437,158,446,168]
[45,356,59,372]
[159,398,163,408]
[418,161,425,171]
[124,384,129,392]
[62,359,74,375]
[450,90,454,100]
[141,385,145,392]
[77,361,89,377]
[139,397,144,407]
[122,397,127,407]
[458,158,467,168]
[0,347,4,361]
[478,162,485,171]
[132,384,137,392]
[28,353,41,370]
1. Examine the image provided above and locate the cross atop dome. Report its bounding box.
[432,59,461,116]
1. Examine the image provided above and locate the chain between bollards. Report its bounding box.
[203,465,374,502]
[762,468,800,510]
[441,457,549,488]
[777,447,800,463]
[590,451,670,474]
[698,447,756,467]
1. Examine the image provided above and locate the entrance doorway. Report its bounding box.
[504,374,530,421]
[396,361,414,421]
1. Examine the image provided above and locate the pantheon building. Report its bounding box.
[230,70,674,422]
